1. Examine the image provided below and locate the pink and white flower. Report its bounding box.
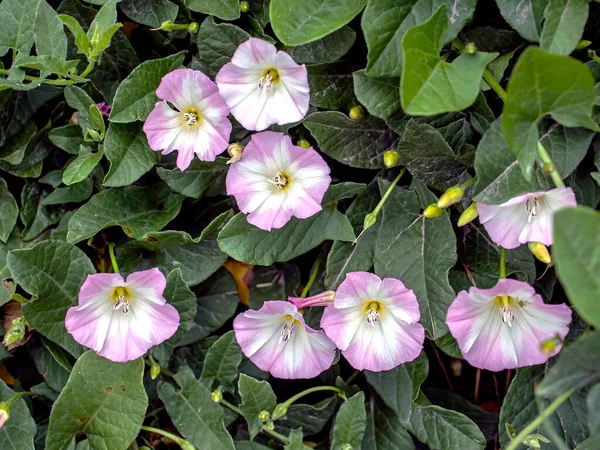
[65,269,180,362]
[477,187,576,249]
[320,272,425,372]
[233,301,336,379]
[143,68,232,170]
[215,38,309,131]
[226,131,331,231]
[446,279,571,372]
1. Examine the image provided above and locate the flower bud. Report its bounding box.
[211,389,223,403]
[522,434,550,449]
[226,142,244,164]
[437,185,465,209]
[3,316,27,347]
[540,335,561,355]
[264,420,275,430]
[349,106,365,120]
[150,360,161,380]
[457,202,478,227]
[160,20,176,32]
[297,139,311,148]
[383,150,400,168]
[363,213,377,230]
[465,43,477,54]
[188,22,199,33]
[0,403,9,429]
[240,1,250,12]
[258,410,270,422]
[180,441,196,450]
[528,242,551,264]
[272,403,288,420]
[576,40,592,50]
[423,204,443,219]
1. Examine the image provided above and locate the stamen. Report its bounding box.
[269,172,288,190]
[280,321,295,342]
[113,296,130,314]
[500,306,514,327]
[366,309,380,326]
[183,112,197,126]
[525,197,540,223]
[258,73,273,90]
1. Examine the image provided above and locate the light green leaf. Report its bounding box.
[64,85,95,135]
[200,331,243,392]
[0,177,18,243]
[238,374,277,440]
[331,392,366,450]
[362,0,477,77]
[67,184,183,243]
[120,0,178,29]
[87,0,118,40]
[288,26,356,64]
[554,207,600,328]
[353,70,400,120]
[401,5,497,115]
[540,0,588,55]
[495,0,547,42]
[195,17,250,78]
[102,122,160,187]
[502,46,598,180]
[304,111,398,169]
[58,14,91,55]
[285,429,311,449]
[46,352,147,450]
[0,0,38,56]
[7,240,94,356]
[158,364,235,450]
[0,380,36,450]
[270,0,365,46]
[217,205,355,266]
[62,146,103,186]
[35,0,68,59]
[150,269,197,366]
[186,0,240,20]
[157,157,228,198]
[109,52,185,123]
[373,180,456,339]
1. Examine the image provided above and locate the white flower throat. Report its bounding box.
[526,197,540,223]
[258,69,280,91]
[495,295,526,327]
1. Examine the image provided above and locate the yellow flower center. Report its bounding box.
[111,286,132,314]
[181,107,201,127]
[493,295,525,327]
[363,300,383,326]
[280,314,301,342]
[258,68,280,90]
[269,171,290,190]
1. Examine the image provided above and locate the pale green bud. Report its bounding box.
[150,360,161,380]
[180,441,196,450]
[297,139,311,148]
[423,204,443,219]
[383,150,400,168]
[160,20,176,32]
[457,202,478,227]
[348,106,365,120]
[0,403,9,428]
[576,40,592,50]
[437,185,465,209]
[528,242,551,264]
[211,390,223,403]
[188,22,199,33]
[272,403,288,420]
[258,410,270,422]
[240,1,250,12]
[363,213,377,230]
[465,43,477,54]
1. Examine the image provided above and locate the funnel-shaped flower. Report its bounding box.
[476,187,576,249]
[446,279,571,371]
[321,272,425,372]
[65,269,180,362]
[143,68,232,170]
[233,301,336,379]
[226,131,331,231]
[216,38,309,131]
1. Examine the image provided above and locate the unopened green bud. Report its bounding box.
[363,213,377,230]
[85,129,102,142]
[160,20,176,32]
[188,22,199,33]
[3,316,27,347]
[423,204,443,219]
[211,389,223,403]
[349,106,365,120]
[264,420,275,430]
[150,360,161,380]
[258,410,270,422]
[522,434,550,449]
[0,403,9,429]
[437,185,465,209]
[383,150,400,168]
[180,441,196,450]
[272,403,288,420]
[528,242,551,264]
[341,444,353,450]
[457,202,478,227]
[540,335,562,355]
[576,40,592,50]
[240,1,250,12]
[542,162,554,175]
[465,42,477,54]
[297,139,311,148]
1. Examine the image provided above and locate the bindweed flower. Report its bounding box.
[320,272,425,372]
[96,102,111,117]
[0,403,8,429]
[446,279,571,371]
[65,269,180,363]
[143,68,232,170]
[215,38,309,131]
[476,187,576,249]
[288,291,335,309]
[233,301,336,379]
[226,131,331,231]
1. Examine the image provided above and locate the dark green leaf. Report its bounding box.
[41,176,93,205]
[278,396,338,436]
[49,125,84,155]
[120,0,178,28]
[288,26,355,64]
[62,146,103,186]
[0,380,36,450]
[353,70,400,120]
[307,63,357,111]
[200,331,243,392]
[186,0,240,20]
[0,177,18,243]
[496,0,547,42]
[540,0,588,55]
[0,0,38,56]
[331,392,366,450]
[238,374,277,439]
[362,404,415,450]
[157,157,228,198]
[35,0,68,59]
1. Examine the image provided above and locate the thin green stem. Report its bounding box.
[108,243,120,274]
[537,142,565,188]
[281,386,345,410]
[505,389,574,450]
[79,59,96,78]
[141,425,185,445]
[345,370,360,385]
[220,399,289,444]
[143,358,174,377]
[372,168,406,217]
[500,248,506,279]
[482,69,507,102]
[461,176,477,189]
[300,257,321,298]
